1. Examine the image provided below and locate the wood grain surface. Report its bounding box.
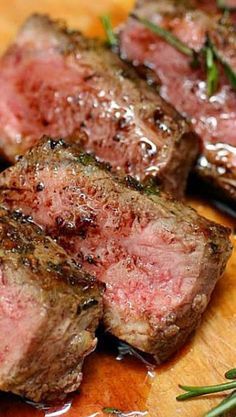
[0,1,235,417]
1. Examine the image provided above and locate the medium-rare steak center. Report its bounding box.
[0,137,231,363]
[119,0,236,203]
[0,206,103,402]
[0,14,199,197]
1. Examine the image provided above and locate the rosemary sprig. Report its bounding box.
[135,15,236,94]
[177,368,236,417]
[209,40,236,89]
[226,368,236,379]
[103,407,122,415]
[177,380,236,401]
[217,0,226,8]
[100,15,118,47]
[217,0,236,11]
[205,391,236,417]
[205,45,219,96]
[132,15,193,57]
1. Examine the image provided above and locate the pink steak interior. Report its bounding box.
[6,165,205,324]
[0,267,44,378]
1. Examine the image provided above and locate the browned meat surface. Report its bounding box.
[135,0,236,14]
[0,206,103,402]
[120,0,236,204]
[194,0,236,21]
[0,137,231,363]
[0,14,199,197]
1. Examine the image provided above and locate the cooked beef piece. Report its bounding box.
[0,206,103,402]
[197,0,236,21]
[135,0,236,14]
[0,14,199,198]
[0,137,231,363]
[120,0,236,204]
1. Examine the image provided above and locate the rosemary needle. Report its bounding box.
[100,15,118,48]
[225,368,236,380]
[205,45,219,97]
[217,0,226,8]
[205,391,236,417]
[217,0,236,11]
[176,380,236,401]
[135,15,236,95]
[209,40,236,90]
[132,15,193,57]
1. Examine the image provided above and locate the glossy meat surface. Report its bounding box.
[0,137,231,362]
[120,0,236,203]
[0,206,103,402]
[0,14,199,197]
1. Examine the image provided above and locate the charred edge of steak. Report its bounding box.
[1,135,231,221]
[111,234,230,361]
[0,205,101,290]
[0,136,232,242]
[135,0,236,19]
[195,166,236,208]
[104,219,232,363]
[196,142,236,207]
[0,205,104,402]
[18,136,167,199]
[121,0,236,79]
[120,0,236,204]
[0,137,232,364]
[11,14,199,197]
[122,0,236,205]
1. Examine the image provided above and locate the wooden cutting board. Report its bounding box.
[0,1,235,416]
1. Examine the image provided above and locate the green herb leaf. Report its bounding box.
[177,380,236,401]
[209,41,236,90]
[217,0,226,8]
[217,0,236,11]
[205,391,236,417]
[103,407,122,415]
[205,46,219,97]
[100,15,118,47]
[177,370,236,416]
[134,15,235,94]
[226,368,236,380]
[132,14,193,57]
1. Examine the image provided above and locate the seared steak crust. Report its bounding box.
[120,0,236,204]
[0,14,199,197]
[0,206,103,402]
[0,137,231,363]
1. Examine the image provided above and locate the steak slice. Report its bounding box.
[0,14,199,198]
[195,0,236,22]
[0,206,103,402]
[0,137,231,363]
[119,0,236,204]
[135,0,236,14]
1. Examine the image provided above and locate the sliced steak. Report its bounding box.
[0,137,231,363]
[0,206,103,402]
[196,0,236,21]
[135,0,236,14]
[120,0,236,204]
[0,14,199,198]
